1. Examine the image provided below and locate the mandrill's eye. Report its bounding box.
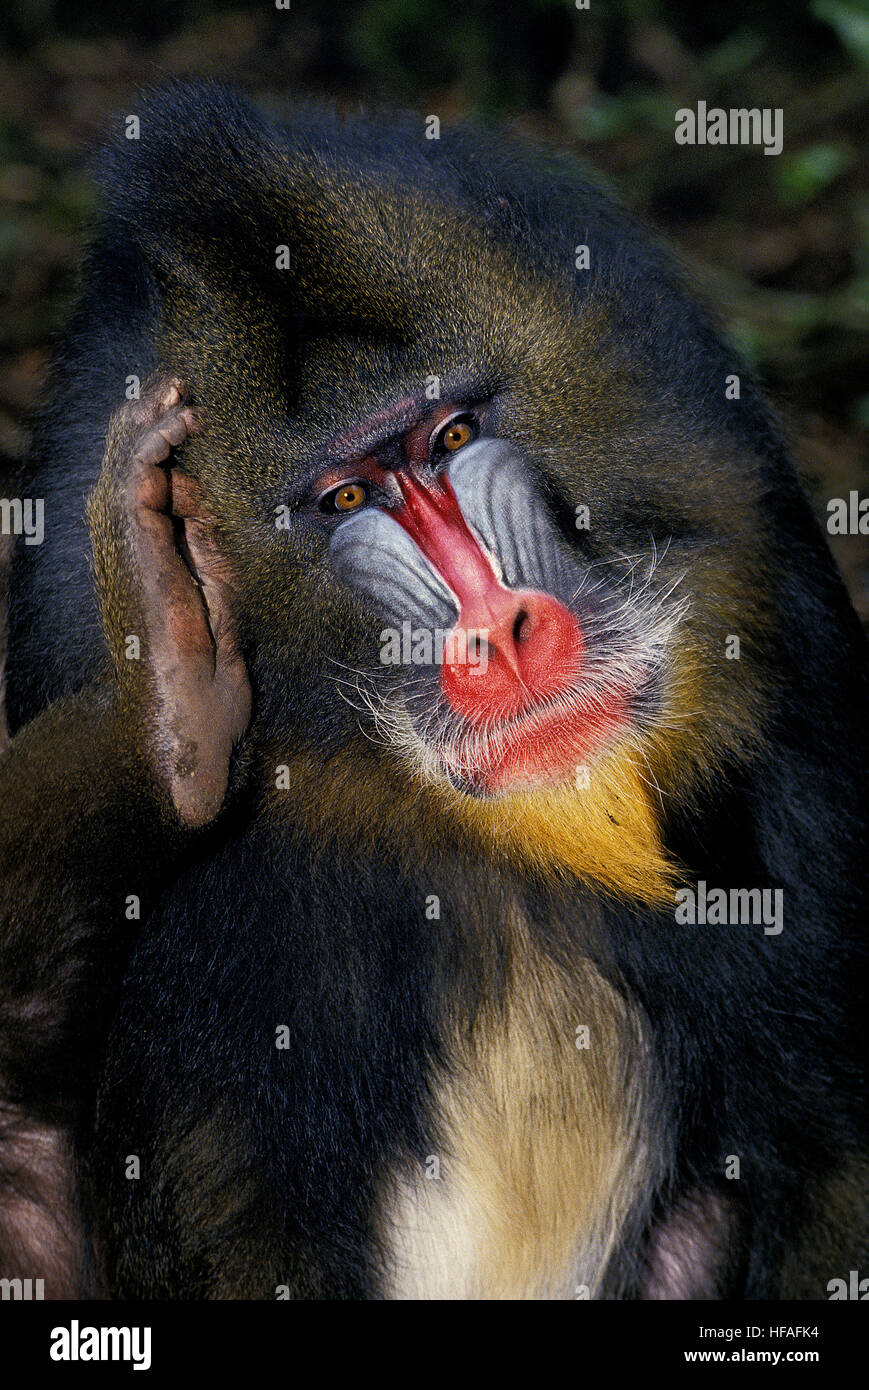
[431,414,478,458]
[320,480,369,514]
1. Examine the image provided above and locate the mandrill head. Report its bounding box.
[96,84,855,901]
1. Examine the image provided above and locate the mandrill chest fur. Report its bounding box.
[376,902,659,1301]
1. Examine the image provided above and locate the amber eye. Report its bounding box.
[322,481,369,513]
[441,421,474,451]
[433,415,478,456]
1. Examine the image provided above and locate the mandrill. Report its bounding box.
[0,81,866,1299]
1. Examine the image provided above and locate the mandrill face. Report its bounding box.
[325,427,678,799]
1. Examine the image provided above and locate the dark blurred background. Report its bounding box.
[1,0,867,614]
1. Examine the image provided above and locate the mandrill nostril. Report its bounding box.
[513,609,531,646]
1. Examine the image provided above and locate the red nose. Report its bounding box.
[391,473,584,725]
[441,584,584,724]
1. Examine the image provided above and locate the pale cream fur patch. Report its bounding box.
[378,911,659,1299]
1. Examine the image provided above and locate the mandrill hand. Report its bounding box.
[87,376,251,826]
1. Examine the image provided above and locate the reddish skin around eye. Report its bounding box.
[391,471,626,790]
